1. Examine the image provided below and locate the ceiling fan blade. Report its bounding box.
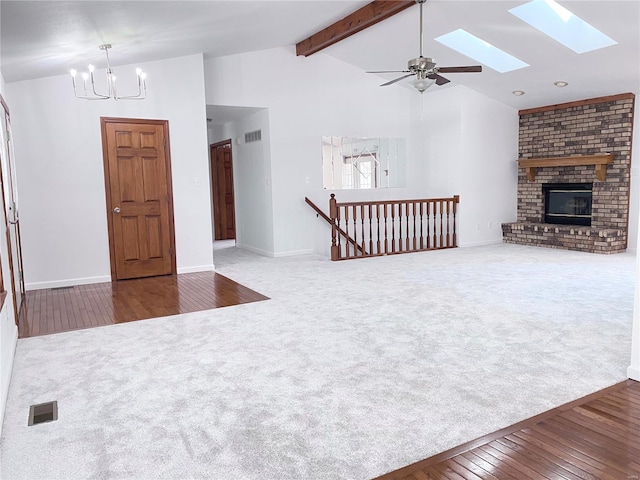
[381,73,415,86]
[427,73,450,86]
[437,65,483,73]
[367,70,410,74]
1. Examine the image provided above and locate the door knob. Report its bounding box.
[113,207,121,213]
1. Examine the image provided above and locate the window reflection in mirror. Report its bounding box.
[322,137,406,190]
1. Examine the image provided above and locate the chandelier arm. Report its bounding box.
[71,43,146,100]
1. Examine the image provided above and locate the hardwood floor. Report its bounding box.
[18,271,268,338]
[376,379,640,480]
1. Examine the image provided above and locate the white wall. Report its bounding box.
[419,86,519,247]
[204,47,420,257]
[209,110,275,256]
[0,70,19,435]
[6,54,214,289]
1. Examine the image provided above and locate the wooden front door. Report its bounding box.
[211,140,236,240]
[101,118,176,280]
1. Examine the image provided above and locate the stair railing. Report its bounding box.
[329,194,459,261]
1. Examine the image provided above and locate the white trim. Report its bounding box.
[459,239,503,248]
[0,323,18,436]
[26,275,111,291]
[177,264,215,274]
[628,366,640,382]
[274,249,314,258]
[236,243,273,257]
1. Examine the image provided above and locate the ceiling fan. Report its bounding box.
[368,0,482,93]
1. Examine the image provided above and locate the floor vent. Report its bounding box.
[28,401,58,426]
[51,286,74,291]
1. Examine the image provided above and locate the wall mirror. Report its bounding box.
[322,137,406,190]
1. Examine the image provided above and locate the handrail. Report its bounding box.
[304,197,365,254]
[329,194,460,261]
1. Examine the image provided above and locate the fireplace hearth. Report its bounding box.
[543,183,592,226]
[501,93,634,254]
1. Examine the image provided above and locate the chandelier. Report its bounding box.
[70,44,146,100]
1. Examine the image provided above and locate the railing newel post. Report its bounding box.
[330,193,339,261]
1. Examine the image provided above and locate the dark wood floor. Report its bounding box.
[18,271,268,338]
[376,379,640,480]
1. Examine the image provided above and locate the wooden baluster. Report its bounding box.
[384,203,389,254]
[368,204,373,255]
[453,195,459,247]
[426,201,431,249]
[391,202,396,253]
[344,205,350,258]
[352,205,358,256]
[406,202,411,251]
[376,204,381,254]
[398,202,403,252]
[439,200,444,248]
[432,201,437,248]
[446,199,451,247]
[419,202,424,250]
[330,194,338,260]
[360,204,366,255]
[412,202,417,251]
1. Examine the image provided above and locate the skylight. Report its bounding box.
[435,29,529,73]
[509,0,617,54]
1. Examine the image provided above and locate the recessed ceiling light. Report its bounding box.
[509,0,617,54]
[554,81,569,87]
[512,90,526,96]
[435,29,529,73]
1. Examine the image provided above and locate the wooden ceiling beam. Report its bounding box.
[296,0,415,57]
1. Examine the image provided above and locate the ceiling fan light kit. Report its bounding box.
[367,0,482,94]
[70,44,147,100]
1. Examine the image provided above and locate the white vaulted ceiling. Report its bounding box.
[1,0,638,110]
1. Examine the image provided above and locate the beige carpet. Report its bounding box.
[0,243,636,479]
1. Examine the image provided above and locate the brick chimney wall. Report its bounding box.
[502,93,635,253]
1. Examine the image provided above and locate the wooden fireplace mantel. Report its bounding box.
[518,153,614,181]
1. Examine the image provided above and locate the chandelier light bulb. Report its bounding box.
[70,44,147,100]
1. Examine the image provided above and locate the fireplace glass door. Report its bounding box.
[543,183,592,226]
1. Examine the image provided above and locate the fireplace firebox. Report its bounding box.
[543,183,593,226]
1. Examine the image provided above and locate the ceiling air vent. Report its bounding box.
[244,130,262,143]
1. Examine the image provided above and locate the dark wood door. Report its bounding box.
[211,140,236,240]
[101,118,176,280]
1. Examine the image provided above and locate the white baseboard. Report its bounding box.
[628,365,640,381]
[177,264,215,274]
[459,239,503,248]
[236,243,273,257]
[274,249,314,258]
[0,323,18,436]
[26,275,112,291]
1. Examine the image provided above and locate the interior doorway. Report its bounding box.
[0,94,26,326]
[210,139,236,241]
[101,117,176,280]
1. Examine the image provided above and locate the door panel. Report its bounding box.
[102,118,176,280]
[0,95,25,326]
[211,140,236,241]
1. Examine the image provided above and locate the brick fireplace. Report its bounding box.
[502,93,635,254]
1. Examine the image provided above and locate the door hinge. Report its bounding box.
[169,247,174,256]
[163,138,166,147]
